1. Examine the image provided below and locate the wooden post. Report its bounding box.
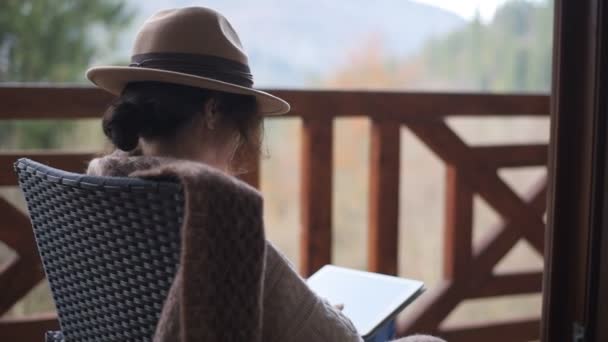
[443,165,473,280]
[300,117,333,276]
[368,119,401,275]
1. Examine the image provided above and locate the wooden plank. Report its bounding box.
[368,120,401,275]
[0,85,114,119]
[440,318,540,342]
[299,117,333,276]
[0,255,45,315]
[444,166,473,280]
[0,198,36,255]
[473,272,544,298]
[401,196,545,335]
[397,280,463,334]
[401,181,545,332]
[0,313,59,342]
[274,91,550,119]
[473,179,547,276]
[0,86,550,120]
[0,152,94,186]
[408,122,546,254]
[473,144,548,168]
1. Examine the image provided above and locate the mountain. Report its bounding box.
[115,0,466,87]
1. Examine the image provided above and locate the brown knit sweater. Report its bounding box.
[87,151,362,342]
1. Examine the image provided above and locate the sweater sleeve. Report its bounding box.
[262,243,362,342]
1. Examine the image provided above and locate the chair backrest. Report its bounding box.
[14,158,184,341]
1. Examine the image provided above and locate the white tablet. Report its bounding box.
[307,265,425,339]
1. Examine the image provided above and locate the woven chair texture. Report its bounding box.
[15,158,184,342]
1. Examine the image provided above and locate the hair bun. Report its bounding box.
[102,100,148,151]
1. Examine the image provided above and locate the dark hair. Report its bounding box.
[102,81,261,169]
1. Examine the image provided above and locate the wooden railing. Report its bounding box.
[0,86,550,341]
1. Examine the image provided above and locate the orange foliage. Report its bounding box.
[326,34,423,89]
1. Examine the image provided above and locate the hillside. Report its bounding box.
[118,0,466,86]
[413,0,553,92]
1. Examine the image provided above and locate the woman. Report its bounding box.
[87,7,443,342]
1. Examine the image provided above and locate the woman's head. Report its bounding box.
[102,81,262,173]
[87,7,289,115]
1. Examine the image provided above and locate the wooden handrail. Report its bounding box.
[0,86,549,120]
[0,151,95,186]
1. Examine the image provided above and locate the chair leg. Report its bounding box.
[45,330,65,342]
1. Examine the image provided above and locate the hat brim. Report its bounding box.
[86,66,290,115]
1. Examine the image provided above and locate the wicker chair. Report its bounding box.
[14,158,184,342]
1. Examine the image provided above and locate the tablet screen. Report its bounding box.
[307,265,424,338]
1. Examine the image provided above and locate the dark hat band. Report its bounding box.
[129,52,254,87]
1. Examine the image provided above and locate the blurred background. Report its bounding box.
[0,0,552,332]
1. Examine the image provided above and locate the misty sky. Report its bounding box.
[414,0,514,21]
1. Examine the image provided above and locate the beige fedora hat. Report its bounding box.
[86,7,290,115]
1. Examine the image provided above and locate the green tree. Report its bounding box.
[0,0,133,148]
[416,0,553,92]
